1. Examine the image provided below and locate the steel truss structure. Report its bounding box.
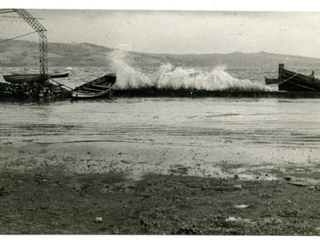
[0,9,47,77]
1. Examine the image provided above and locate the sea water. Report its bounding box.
[1,97,320,148]
[1,49,320,168]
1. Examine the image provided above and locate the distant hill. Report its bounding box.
[128,51,320,70]
[0,40,114,67]
[1,39,320,70]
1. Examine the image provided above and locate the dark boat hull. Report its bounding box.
[3,72,69,83]
[4,74,48,83]
[11,72,69,78]
[72,73,116,99]
[265,64,320,91]
[279,68,320,91]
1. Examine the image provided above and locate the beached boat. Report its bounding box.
[265,64,320,91]
[3,72,69,84]
[72,73,116,99]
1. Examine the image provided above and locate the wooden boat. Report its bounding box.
[3,72,69,84]
[265,64,320,91]
[4,74,48,83]
[11,72,69,78]
[72,73,116,99]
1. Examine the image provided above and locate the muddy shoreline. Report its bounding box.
[1,142,320,235]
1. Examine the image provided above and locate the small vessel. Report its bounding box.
[72,73,116,99]
[265,64,320,91]
[3,72,69,84]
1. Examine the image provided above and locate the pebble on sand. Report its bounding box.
[94,217,103,223]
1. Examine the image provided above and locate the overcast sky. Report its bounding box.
[2,2,320,58]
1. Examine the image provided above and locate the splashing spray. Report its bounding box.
[110,46,269,91]
[111,44,154,89]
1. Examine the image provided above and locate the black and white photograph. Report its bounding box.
[1,1,320,235]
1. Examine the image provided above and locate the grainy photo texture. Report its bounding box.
[1,9,320,235]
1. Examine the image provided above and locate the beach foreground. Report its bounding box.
[1,141,320,235]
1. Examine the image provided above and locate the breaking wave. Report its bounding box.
[111,47,270,92]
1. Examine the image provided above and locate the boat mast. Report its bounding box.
[0,9,48,78]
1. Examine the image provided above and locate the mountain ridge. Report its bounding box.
[1,39,320,69]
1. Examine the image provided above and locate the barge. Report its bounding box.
[265,64,320,91]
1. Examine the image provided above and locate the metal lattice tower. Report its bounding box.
[0,9,47,77]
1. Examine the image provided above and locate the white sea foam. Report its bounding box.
[111,46,154,89]
[110,48,269,91]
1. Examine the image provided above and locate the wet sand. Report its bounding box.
[1,141,320,235]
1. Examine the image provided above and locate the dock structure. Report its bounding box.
[0,9,48,77]
[0,9,73,99]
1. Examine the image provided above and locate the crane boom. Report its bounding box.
[0,9,47,77]
[0,9,15,14]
